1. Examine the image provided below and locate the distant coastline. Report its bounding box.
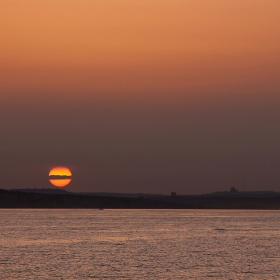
[1,189,280,209]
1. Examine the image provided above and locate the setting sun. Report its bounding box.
[49,166,72,188]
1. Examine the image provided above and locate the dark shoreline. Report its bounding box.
[1,189,280,209]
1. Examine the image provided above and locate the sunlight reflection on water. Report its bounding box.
[1,209,280,279]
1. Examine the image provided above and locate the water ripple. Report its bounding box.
[0,209,280,279]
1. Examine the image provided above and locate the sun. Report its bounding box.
[49,166,72,188]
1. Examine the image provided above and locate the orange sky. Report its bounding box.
[1,1,280,194]
[1,0,280,102]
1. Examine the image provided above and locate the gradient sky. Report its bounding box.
[1,0,280,194]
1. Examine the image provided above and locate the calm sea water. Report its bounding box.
[1,209,280,279]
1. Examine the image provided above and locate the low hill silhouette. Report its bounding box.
[1,189,280,209]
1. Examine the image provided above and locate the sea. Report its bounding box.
[1,209,280,279]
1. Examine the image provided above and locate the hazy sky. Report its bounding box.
[1,0,280,194]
